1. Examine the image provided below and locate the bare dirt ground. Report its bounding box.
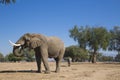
[0,62,120,80]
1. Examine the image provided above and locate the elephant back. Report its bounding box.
[47,36,64,47]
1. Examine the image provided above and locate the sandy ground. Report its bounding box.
[0,62,120,80]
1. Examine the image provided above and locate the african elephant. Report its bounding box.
[9,33,65,74]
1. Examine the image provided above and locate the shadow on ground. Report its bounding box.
[0,70,58,73]
[0,70,37,73]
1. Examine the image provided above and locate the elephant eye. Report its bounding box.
[25,38,30,41]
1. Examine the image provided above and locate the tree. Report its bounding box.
[88,52,103,62]
[65,45,88,62]
[0,0,16,4]
[69,26,111,63]
[69,26,91,49]
[0,52,4,62]
[89,27,110,63]
[6,53,23,62]
[24,49,35,62]
[109,26,120,54]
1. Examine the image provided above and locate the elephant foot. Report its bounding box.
[68,64,71,67]
[36,70,42,73]
[55,70,60,73]
[45,71,50,74]
[55,68,60,73]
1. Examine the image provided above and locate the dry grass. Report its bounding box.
[0,62,120,80]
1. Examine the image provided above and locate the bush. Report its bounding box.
[65,45,88,62]
[5,53,24,62]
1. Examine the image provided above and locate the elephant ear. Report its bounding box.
[30,37,42,48]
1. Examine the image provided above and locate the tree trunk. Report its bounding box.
[92,51,97,63]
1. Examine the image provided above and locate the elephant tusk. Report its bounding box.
[9,40,21,46]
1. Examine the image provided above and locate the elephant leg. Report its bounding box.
[35,52,42,73]
[54,49,65,73]
[41,48,50,74]
[42,57,50,73]
[54,57,60,73]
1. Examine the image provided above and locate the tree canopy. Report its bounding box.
[69,26,111,63]
[0,0,15,4]
[109,26,120,53]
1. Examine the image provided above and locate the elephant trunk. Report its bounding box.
[13,46,24,57]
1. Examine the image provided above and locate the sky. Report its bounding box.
[0,0,120,56]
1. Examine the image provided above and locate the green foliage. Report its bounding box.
[3,47,35,62]
[6,53,24,62]
[24,49,35,62]
[89,27,110,51]
[4,49,35,62]
[0,0,16,4]
[69,25,80,41]
[69,26,91,49]
[0,52,4,62]
[69,26,111,63]
[65,45,88,62]
[109,26,120,52]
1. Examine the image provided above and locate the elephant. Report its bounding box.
[9,33,65,74]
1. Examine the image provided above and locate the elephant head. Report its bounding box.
[9,33,46,57]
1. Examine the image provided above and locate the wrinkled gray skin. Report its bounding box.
[13,33,65,74]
